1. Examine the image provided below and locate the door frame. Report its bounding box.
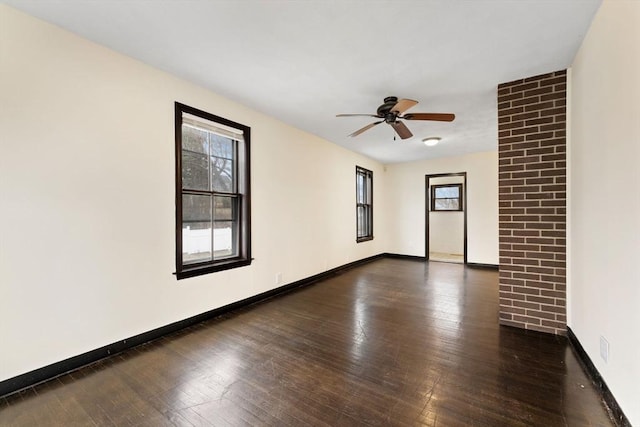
[425,172,467,264]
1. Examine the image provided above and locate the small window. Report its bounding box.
[175,102,251,279]
[356,166,373,242]
[431,184,463,211]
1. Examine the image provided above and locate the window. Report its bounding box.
[356,166,373,242]
[175,102,251,279]
[431,184,463,211]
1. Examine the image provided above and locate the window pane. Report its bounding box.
[435,199,459,210]
[214,196,236,221]
[182,194,212,264]
[213,221,238,259]
[357,173,365,203]
[182,150,209,190]
[211,134,234,159]
[182,125,209,154]
[211,156,233,192]
[357,206,366,237]
[435,186,459,198]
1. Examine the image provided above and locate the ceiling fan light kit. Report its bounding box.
[423,137,441,147]
[337,96,455,140]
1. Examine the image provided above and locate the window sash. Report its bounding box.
[431,184,463,211]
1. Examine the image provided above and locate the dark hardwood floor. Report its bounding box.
[0,259,614,426]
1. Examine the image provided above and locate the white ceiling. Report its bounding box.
[5,0,601,164]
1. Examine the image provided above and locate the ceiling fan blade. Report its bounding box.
[402,113,456,122]
[337,114,380,118]
[390,98,418,114]
[349,121,384,137]
[390,121,413,139]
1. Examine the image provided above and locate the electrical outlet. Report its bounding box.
[275,272,282,285]
[600,336,609,363]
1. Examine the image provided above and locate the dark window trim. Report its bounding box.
[175,102,251,279]
[356,166,373,242]
[430,183,463,212]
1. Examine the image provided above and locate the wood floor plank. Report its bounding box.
[0,259,615,426]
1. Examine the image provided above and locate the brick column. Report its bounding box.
[497,70,567,335]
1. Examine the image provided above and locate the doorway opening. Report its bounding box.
[425,172,467,264]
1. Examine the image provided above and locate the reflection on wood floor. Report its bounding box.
[0,259,614,426]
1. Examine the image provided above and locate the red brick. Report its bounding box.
[499,121,525,131]
[526,117,554,126]
[527,148,555,157]
[513,230,541,237]
[513,96,542,107]
[525,252,555,260]
[541,107,566,117]
[513,272,540,280]
[500,135,526,144]
[541,320,566,330]
[540,122,565,131]
[512,141,540,150]
[512,286,541,295]
[512,187,540,194]
[526,295,555,305]
[513,156,542,165]
[540,76,566,86]
[500,264,525,272]
[525,101,555,112]
[512,126,540,135]
[499,106,524,117]
[502,306,527,315]
[524,86,554,97]
[498,92,523,102]
[513,315,541,325]
[513,112,539,121]
[501,278,525,286]
[525,162,555,170]
[525,132,555,141]
[499,69,566,336]
[511,82,539,92]
[512,244,540,251]
[511,257,540,266]
[499,150,525,159]
[527,310,556,320]
[513,301,540,310]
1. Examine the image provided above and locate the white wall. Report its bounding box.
[428,176,465,255]
[0,6,388,382]
[384,151,499,264]
[568,1,640,424]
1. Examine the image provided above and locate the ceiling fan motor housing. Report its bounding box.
[378,96,399,122]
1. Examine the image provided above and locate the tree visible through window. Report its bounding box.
[356,166,373,242]
[175,103,251,279]
[431,184,463,211]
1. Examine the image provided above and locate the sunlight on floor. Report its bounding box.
[429,252,464,263]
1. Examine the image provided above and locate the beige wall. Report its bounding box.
[384,151,499,264]
[0,6,388,381]
[569,1,640,424]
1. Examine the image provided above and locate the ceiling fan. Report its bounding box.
[336,96,455,140]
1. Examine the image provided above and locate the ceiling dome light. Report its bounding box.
[422,137,441,147]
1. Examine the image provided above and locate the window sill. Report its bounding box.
[356,236,374,243]
[176,257,252,280]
